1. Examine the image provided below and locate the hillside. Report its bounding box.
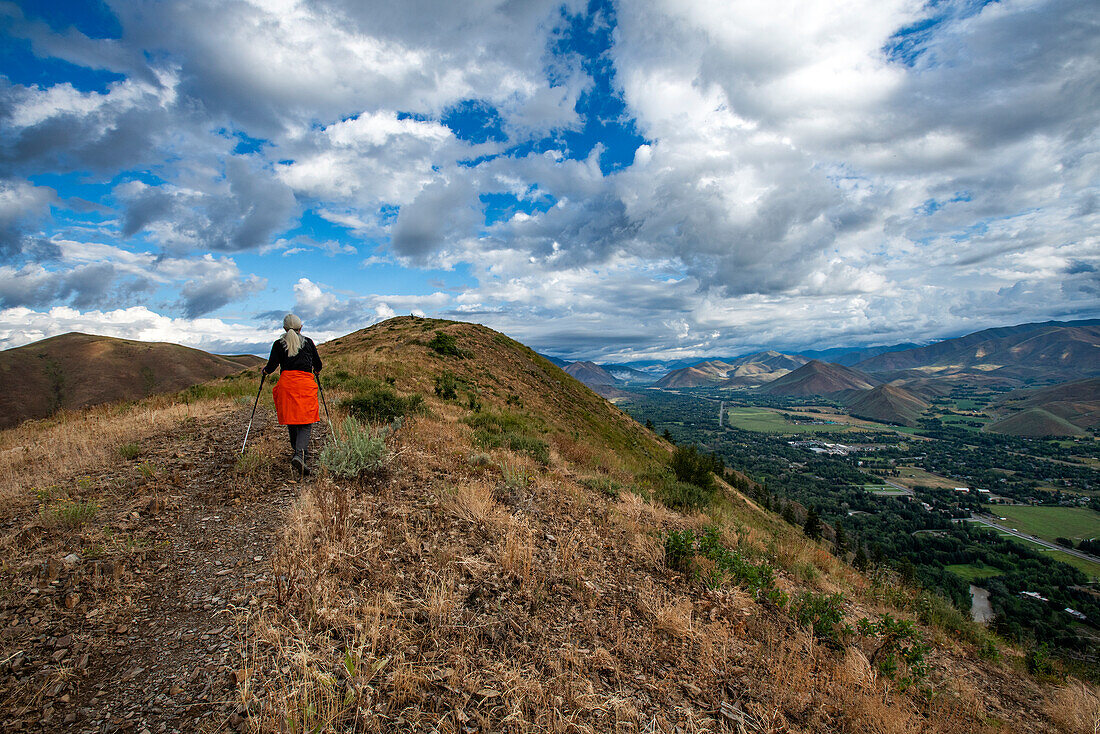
[802,342,920,366]
[843,383,931,426]
[762,359,881,396]
[985,408,1087,437]
[564,360,619,386]
[654,360,734,387]
[855,320,1100,383]
[0,332,263,428]
[655,352,807,388]
[0,316,1094,732]
[992,377,1100,432]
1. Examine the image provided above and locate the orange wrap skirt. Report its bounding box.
[272,370,319,425]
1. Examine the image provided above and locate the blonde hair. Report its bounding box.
[281,313,303,356]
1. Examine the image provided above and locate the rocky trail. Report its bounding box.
[0,404,313,732]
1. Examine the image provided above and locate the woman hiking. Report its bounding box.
[263,314,323,475]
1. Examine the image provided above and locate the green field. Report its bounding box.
[938,414,991,431]
[991,506,1100,544]
[945,563,1003,582]
[725,407,850,434]
[1039,550,1100,582]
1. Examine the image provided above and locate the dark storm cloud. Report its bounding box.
[0,262,119,309]
[117,159,298,253]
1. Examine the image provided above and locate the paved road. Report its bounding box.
[881,478,914,495]
[967,513,1100,565]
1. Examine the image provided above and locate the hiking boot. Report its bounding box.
[291,453,305,475]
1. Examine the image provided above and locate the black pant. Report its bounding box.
[287,424,312,456]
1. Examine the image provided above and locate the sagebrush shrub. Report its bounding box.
[320,417,389,478]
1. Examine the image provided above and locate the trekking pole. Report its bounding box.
[241,372,266,455]
[316,372,338,445]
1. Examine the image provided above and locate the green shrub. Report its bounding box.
[320,417,390,478]
[502,434,550,465]
[792,591,846,645]
[1024,644,1059,680]
[434,371,458,399]
[664,529,696,573]
[579,476,621,498]
[343,385,423,424]
[41,499,98,528]
[663,526,777,598]
[669,444,715,490]
[118,443,141,460]
[428,331,463,356]
[858,614,930,687]
[464,411,549,464]
[468,452,494,468]
[657,477,715,511]
[501,460,536,489]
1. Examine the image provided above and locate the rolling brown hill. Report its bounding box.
[762,359,881,396]
[842,383,930,427]
[653,360,735,387]
[564,360,619,386]
[0,332,263,428]
[985,408,1087,437]
[988,377,1100,434]
[855,320,1100,384]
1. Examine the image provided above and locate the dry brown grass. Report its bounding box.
[442,479,504,528]
[1046,681,1100,734]
[639,584,696,639]
[500,520,534,581]
[0,397,233,512]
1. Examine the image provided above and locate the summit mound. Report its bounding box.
[762,359,880,396]
[564,360,619,386]
[0,332,262,429]
[842,384,931,427]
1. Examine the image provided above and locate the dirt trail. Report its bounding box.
[0,404,311,733]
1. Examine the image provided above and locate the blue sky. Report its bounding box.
[1,0,1097,360]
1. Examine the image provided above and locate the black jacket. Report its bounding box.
[263,336,322,375]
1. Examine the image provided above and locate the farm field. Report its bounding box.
[893,466,960,490]
[779,408,896,433]
[945,563,1003,582]
[724,407,850,434]
[992,506,1100,544]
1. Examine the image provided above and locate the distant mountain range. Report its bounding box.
[553,318,1099,432]
[852,319,1100,385]
[0,332,263,428]
[655,351,808,388]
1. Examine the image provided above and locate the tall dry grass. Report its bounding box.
[0,398,233,513]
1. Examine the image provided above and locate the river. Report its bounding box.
[970,585,994,624]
